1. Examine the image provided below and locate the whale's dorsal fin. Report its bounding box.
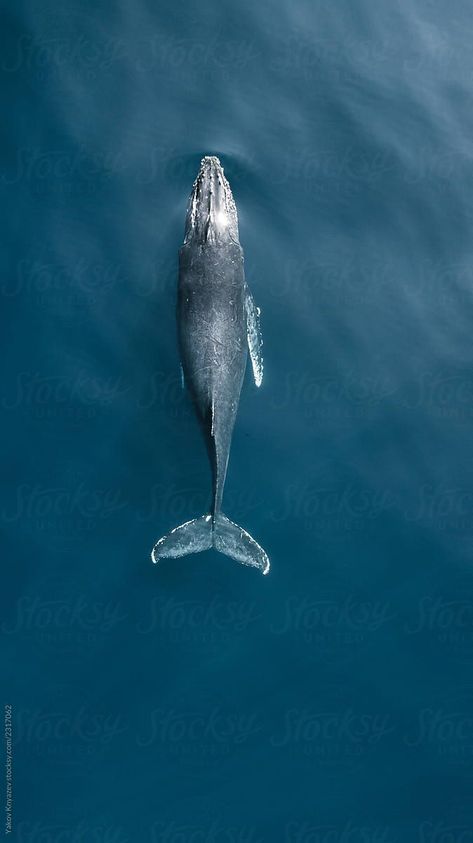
[245,291,263,387]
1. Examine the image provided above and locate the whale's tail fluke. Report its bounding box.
[151,513,269,575]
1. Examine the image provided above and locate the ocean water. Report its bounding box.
[2,0,473,838]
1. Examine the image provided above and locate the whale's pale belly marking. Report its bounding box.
[151,156,268,574]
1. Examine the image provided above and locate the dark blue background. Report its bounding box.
[2,0,473,840]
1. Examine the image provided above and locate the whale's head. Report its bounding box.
[184,156,239,246]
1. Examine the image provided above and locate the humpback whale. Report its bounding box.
[151,156,269,574]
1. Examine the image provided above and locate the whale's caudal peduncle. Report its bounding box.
[151,156,269,574]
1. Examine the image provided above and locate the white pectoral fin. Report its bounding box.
[245,291,264,387]
[180,364,185,390]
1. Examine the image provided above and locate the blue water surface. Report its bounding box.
[2,0,473,839]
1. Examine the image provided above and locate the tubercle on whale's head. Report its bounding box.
[184,156,240,246]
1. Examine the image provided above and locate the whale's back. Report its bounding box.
[177,242,248,421]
